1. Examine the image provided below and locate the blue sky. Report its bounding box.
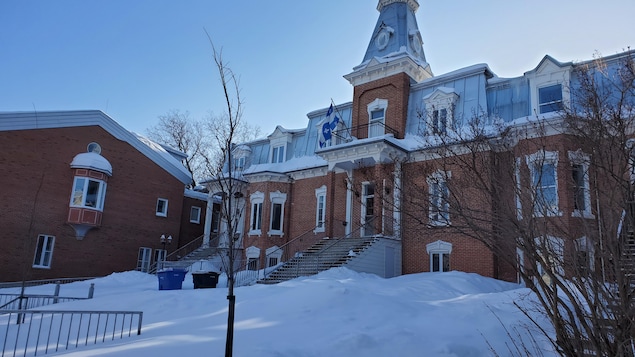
[1,0,633,136]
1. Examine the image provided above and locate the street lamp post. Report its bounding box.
[159,234,172,269]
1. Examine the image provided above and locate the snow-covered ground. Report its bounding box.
[1,268,556,356]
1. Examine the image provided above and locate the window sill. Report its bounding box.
[248,230,262,236]
[268,231,284,237]
[572,211,595,219]
[313,227,325,234]
[428,221,450,228]
[155,213,167,217]
[32,265,51,269]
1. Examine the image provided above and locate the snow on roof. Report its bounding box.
[133,132,192,181]
[184,189,208,201]
[243,155,327,175]
[70,152,113,176]
[0,110,192,184]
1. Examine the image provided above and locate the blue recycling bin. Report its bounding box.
[157,269,187,290]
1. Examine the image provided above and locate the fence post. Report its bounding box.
[54,282,61,304]
[88,283,95,299]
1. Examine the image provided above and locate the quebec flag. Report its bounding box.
[319,104,340,148]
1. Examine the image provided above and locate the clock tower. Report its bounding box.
[345,0,432,139]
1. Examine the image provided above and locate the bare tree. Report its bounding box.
[360,53,635,356]
[146,110,208,187]
[203,33,248,357]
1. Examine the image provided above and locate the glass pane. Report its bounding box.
[539,84,562,104]
[272,203,282,230]
[432,253,440,272]
[371,109,384,121]
[33,236,44,265]
[85,180,100,207]
[442,253,450,272]
[72,178,86,206]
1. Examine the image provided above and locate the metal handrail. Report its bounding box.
[261,226,323,279]
[261,218,377,282]
[1,309,142,357]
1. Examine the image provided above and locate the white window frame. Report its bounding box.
[33,234,55,269]
[190,206,201,224]
[269,191,287,236]
[315,185,327,233]
[70,177,107,211]
[249,191,265,235]
[136,247,152,272]
[568,151,593,218]
[156,198,169,217]
[271,145,285,164]
[367,98,388,138]
[361,182,375,237]
[526,150,561,217]
[246,246,261,271]
[266,245,283,268]
[233,156,246,172]
[426,240,452,272]
[428,170,451,226]
[423,88,459,136]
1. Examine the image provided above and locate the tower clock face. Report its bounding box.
[376,29,390,50]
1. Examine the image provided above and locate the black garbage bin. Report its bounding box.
[192,271,220,289]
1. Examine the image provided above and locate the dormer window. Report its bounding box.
[233,156,245,172]
[431,108,448,134]
[423,88,459,136]
[268,127,292,164]
[367,98,388,138]
[538,84,563,113]
[231,145,251,172]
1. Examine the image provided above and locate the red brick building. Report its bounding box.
[0,110,205,282]
[203,0,634,283]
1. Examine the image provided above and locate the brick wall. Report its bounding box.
[0,126,186,281]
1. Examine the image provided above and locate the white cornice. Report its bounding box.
[377,0,419,12]
[288,166,328,180]
[243,172,291,183]
[318,137,407,171]
[344,55,432,87]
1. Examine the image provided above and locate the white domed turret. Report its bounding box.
[70,152,113,176]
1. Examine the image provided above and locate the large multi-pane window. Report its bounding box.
[361,182,375,236]
[538,84,563,114]
[315,186,327,232]
[269,192,287,236]
[271,145,285,164]
[428,171,450,226]
[136,247,152,272]
[249,192,264,235]
[33,235,55,268]
[70,177,107,210]
[431,108,448,134]
[569,151,592,218]
[528,151,559,217]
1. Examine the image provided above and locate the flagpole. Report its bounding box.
[330,98,352,140]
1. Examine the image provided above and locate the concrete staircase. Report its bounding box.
[258,236,376,284]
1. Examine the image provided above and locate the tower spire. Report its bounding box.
[345,0,432,86]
